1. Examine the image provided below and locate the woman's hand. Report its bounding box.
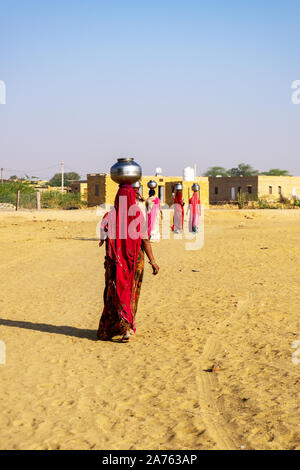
[151,263,160,275]
[142,239,159,275]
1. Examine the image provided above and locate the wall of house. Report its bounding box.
[209,176,258,203]
[291,177,300,198]
[258,176,300,200]
[104,175,120,206]
[87,174,106,206]
[70,183,80,193]
[81,184,88,201]
[208,175,300,203]
[70,182,87,201]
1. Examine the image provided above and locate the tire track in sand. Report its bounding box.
[191,295,252,450]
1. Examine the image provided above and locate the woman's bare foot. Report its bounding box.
[121,332,131,342]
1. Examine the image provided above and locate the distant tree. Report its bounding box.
[48,172,81,187]
[227,163,258,177]
[2,181,35,193]
[261,168,291,176]
[9,175,19,180]
[203,166,228,177]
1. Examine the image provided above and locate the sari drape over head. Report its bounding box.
[97,185,145,339]
[146,196,160,240]
[189,191,200,232]
[172,190,184,232]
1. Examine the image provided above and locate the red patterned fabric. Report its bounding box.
[189,191,200,232]
[99,184,143,332]
[172,190,184,231]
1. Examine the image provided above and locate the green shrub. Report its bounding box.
[237,192,246,209]
[41,191,86,209]
[0,182,36,206]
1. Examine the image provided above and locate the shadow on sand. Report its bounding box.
[73,237,99,241]
[0,318,98,341]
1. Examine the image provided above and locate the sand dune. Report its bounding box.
[0,208,299,450]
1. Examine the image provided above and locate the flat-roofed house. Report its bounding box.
[70,180,88,201]
[209,175,300,203]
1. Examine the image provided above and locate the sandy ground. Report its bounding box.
[0,208,299,450]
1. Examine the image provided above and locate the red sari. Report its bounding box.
[172,190,184,232]
[189,191,200,232]
[97,185,144,340]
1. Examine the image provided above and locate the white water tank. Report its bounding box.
[183,166,195,181]
[155,167,162,176]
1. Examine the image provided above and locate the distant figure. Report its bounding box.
[97,184,159,342]
[172,190,184,233]
[188,190,200,232]
[132,181,145,204]
[146,188,162,242]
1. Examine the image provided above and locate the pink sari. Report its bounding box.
[189,192,200,233]
[147,197,160,238]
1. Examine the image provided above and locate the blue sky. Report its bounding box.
[1,0,300,179]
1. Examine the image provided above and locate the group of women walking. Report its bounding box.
[97,158,201,342]
[172,183,201,234]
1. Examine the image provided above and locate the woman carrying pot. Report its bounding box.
[97,159,159,342]
[172,183,184,234]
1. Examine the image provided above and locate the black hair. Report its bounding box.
[149,189,155,197]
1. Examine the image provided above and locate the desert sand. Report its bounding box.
[0,208,299,450]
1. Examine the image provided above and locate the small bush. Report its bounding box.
[237,192,258,209]
[293,199,300,207]
[237,192,246,209]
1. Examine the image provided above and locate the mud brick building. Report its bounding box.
[69,180,88,201]
[209,175,300,203]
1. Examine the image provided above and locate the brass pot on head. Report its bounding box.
[110,157,142,185]
[192,183,200,192]
[147,180,157,189]
[132,180,142,189]
[174,182,183,191]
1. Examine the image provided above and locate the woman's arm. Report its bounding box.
[142,239,159,275]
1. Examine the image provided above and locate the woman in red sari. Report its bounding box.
[172,190,184,233]
[188,189,200,233]
[97,184,159,342]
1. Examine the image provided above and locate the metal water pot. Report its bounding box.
[110,158,142,185]
[192,183,200,192]
[132,180,141,189]
[147,180,157,189]
[174,182,183,191]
